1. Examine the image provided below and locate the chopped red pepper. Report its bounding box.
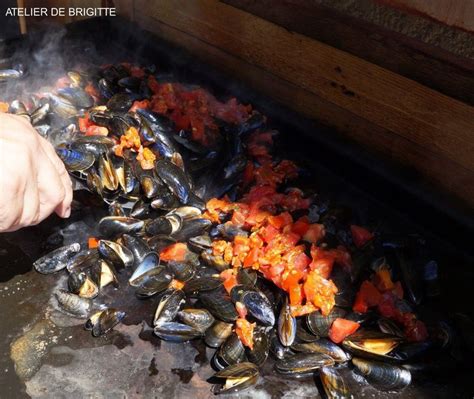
[350,225,374,248]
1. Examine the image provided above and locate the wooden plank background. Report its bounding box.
[128,0,474,207]
[380,0,474,31]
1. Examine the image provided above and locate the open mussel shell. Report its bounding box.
[95,259,119,288]
[177,308,215,333]
[98,216,144,238]
[342,330,403,362]
[98,240,134,268]
[352,358,411,391]
[122,234,150,268]
[49,93,79,119]
[166,261,195,282]
[275,352,335,377]
[167,206,202,220]
[319,366,353,399]
[34,243,81,274]
[291,339,351,363]
[214,333,247,369]
[306,307,347,337]
[278,297,296,347]
[153,321,202,342]
[54,289,92,318]
[85,308,126,337]
[68,271,99,299]
[199,291,238,323]
[204,321,233,349]
[98,153,119,191]
[153,288,186,326]
[129,252,160,286]
[211,362,259,395]
[145,214,182,236]
[155,159,191,204]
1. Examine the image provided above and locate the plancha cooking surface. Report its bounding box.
[0,18,473,398]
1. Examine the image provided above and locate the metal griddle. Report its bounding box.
[0,17,473,398]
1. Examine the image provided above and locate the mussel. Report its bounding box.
[211,362,259,395]
[177,308,215,333]
[155,159,191,204]
[54,289,92,318]
[153,321,202,342]
[98,216,144,238]
[275,353,335,377]
[34,243,81,274]
[85,308,126,337]
[98,240,134,268]
[153,288,185,325]
[278,297,296,347]
[352,358,411,391]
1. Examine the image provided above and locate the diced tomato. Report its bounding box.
[223,274,238,294]
[88,237,99,249]
[160,243,188,262]
[268,212,293,230]
[235,318,255,350]
[353,291,368,313]
[303,224,325,243]
[289,283,303,306]
[169,279,185,290]
[378,292,397,318]
[281,269,305,292]
[261,224,279,244]
[309,258,333,279]
[405,319,429,342]
[373,267,395,291]
[352,280,382,314]
[129,99,150,112]
[350,225,374,248]
[78,113,93,132]
[292,220,310,236]
[328,318,360,343]
[243,247,260,268]
[85,125,108,136]
[242,162,255,186]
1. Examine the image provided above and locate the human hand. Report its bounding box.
[0,113,73,232]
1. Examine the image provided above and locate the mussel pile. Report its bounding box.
[3,61,472,396]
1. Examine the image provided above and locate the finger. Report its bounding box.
[38,137,73,217]
[36,149,66,223]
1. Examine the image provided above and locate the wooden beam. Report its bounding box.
[135,10,474,205]
[224,0,474,105]
[134,0,474,175]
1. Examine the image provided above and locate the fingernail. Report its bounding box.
[65,207,71,218]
